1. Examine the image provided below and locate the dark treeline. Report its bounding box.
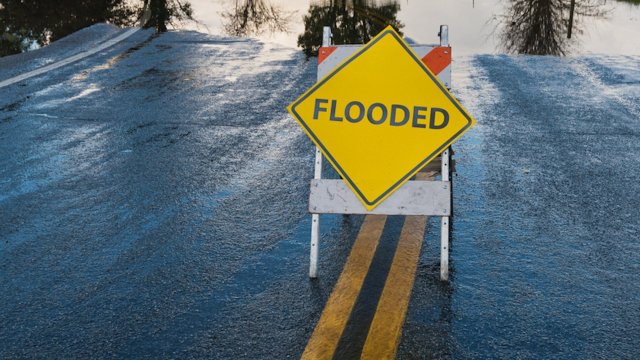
[0,0,192,57]
[298,0,403,58]
[0,0,137,56]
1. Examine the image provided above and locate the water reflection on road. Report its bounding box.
[191,0,640,55]
[499,0,609,55]
[1,7,640,359]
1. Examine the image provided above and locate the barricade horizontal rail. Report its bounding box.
[310,179,450,216]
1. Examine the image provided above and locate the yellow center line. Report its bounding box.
[360,171,434,360]
[302,215,387,360]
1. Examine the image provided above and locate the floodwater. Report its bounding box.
[1,1,640,359]
[421,53,640,358]
[190,0,640,55]
[1,27,638,356]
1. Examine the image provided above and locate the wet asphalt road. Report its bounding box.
[1,26,639,359]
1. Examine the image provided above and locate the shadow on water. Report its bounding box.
[0,0,194,57]
[0,0,141,56]
[497,0,609,56]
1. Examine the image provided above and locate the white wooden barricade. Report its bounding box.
[309,25,453,281]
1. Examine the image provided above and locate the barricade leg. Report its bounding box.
[310,213,320,278]
[440,216,449,281]
[310,146,323,278]
[440,147,450,281]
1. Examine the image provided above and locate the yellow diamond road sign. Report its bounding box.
[288,26,476,210]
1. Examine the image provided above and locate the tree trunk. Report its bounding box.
[150,0,168,32]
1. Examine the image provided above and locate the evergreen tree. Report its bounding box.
[143,0,193,33]
[499,0,608,56]
[297,0,403,59]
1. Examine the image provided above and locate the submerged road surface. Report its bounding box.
[1,26,639,359]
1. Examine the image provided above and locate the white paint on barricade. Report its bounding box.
[309,180,450,216]
[441,147,451,281]
[309,146,323,279]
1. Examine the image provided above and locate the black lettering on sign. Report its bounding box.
[367,103,387,125]
[430,108,449,129]
[390,104,409,126]
[329,100,343,121]
[310,100,450,130]
[412,106,427,128]
[313,99,328,120]
[345,101,365,123]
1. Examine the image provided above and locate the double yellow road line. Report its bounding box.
[302,172,433,360]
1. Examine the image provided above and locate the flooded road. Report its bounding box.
[1,21,640,359]
[1,27,327,358]
[398,54,640,358]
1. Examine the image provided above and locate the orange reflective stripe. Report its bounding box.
[421,46,451,75]
[318,46,337,65]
